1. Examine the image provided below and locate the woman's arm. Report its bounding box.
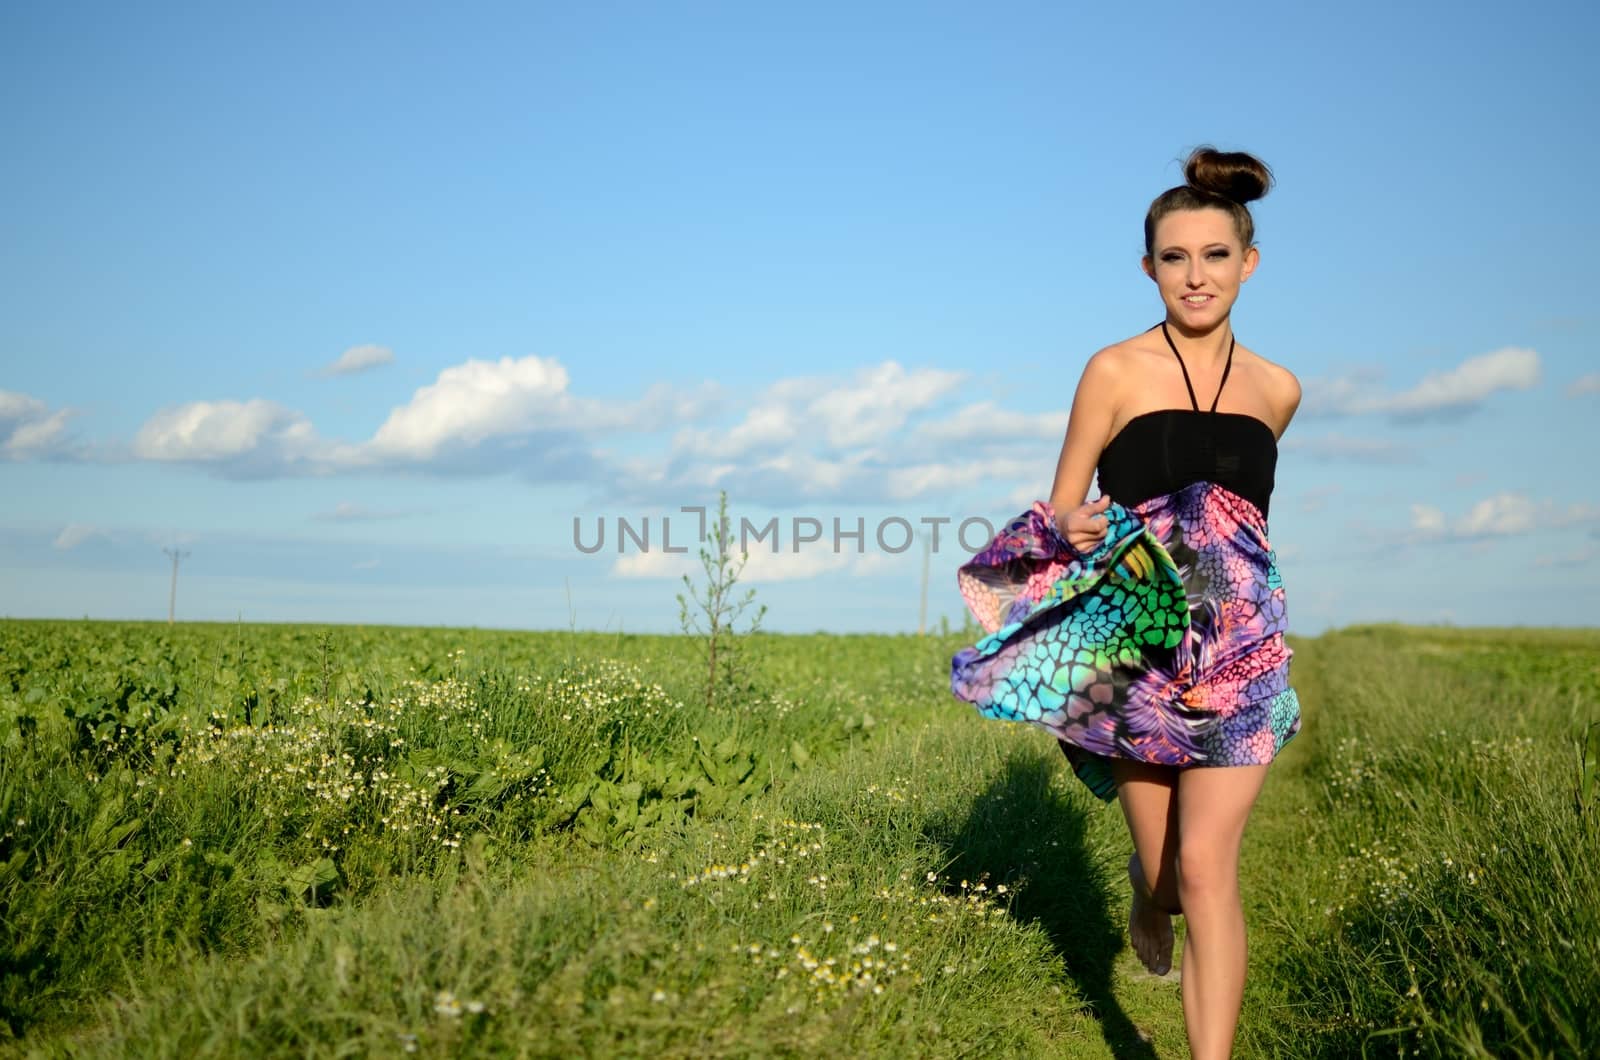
[1047,348,1121,552]
[1273,366,1303,438]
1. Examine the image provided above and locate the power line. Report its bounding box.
[918,531,930,636]
[163,547,190,624]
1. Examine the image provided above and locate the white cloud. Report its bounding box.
[0,389,73,458]
[1298,367,1385,418]
[1453,492,1534,538]
[8,409,70,451]
[132,399,324,471]
[1567,373,1600,397]
[1411,491,1600,542]
[912,400,1067,445]
[882,455,1043,501]
[1283,433,1416,463]
[637,363,1076,507]
[611,549,697,580]
[53,523,105,550]
[1298,484,1343,514]
[649,450,879,503]
[738,546,855,583]
[744,451,866,496]
[1410,504,1446,534]
[628,380,724,431]
[45,352,1036,506]
[1379,347,1539,418]
[645,445,1047,507]
[673,362,965,460]
[1553,501,1600,528]
[672,400,799,459]
[851,550,918,578]
[1003,482,1041,510]
[1534,543,1598,569]
[368,356,573,460]
[1303,347,1540,422]
[0,390,45,424]
[611,539,891,583]
[117,355,713,480]
[363,356,716,467]
[321,344,394,377]
[313,502,424,522]
[809,362,965,448]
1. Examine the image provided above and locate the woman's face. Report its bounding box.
[1141,207,1258,331]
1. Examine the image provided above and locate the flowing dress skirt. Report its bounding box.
[950,485,1301,801]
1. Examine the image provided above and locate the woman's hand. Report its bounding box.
[1059,494,1112,554]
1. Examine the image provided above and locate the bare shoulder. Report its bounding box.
[1079,333,1166,396]
[1071,342,1124,403]
[1061,338,1156,454]
[1073,331,1190,438]
[1236,343,1302,433]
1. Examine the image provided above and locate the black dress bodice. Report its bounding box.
[1094,322,1279,518]
[1097,410,1277,517]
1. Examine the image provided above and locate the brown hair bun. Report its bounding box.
[1183,145,1273,205]
[1143,145,1274,254]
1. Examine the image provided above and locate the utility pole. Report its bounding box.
[163,547,189,624]
[918,531,930,636]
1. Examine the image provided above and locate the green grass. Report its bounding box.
[2,619,1597,1057]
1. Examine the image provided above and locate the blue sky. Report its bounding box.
[3,0,1597,635]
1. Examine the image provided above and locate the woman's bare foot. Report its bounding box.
[1127,853,1175,976]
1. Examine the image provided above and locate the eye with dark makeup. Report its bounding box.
[1159,249,1231,264]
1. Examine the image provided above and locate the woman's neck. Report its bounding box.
[1163,316,1234,369]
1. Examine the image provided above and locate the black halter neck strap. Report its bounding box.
[1160,320,1234,413]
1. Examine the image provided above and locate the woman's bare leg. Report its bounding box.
[1111,760,1181,974]
[1174,763,1271,1060]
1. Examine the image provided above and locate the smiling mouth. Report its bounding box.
[1182,294,1213,305]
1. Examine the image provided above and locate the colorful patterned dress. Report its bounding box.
[949,329,1301,801]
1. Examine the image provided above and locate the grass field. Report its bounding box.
[2,619,1597,1057]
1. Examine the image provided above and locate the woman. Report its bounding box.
[950,146,1300,1059]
